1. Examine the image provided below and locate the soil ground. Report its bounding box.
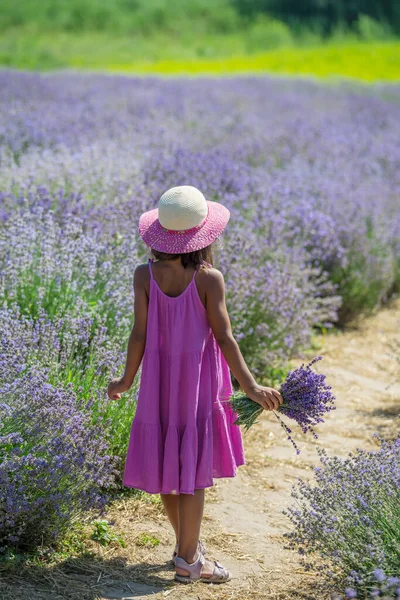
[1,296,399,600]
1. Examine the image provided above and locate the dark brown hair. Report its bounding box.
[150,242,214,269]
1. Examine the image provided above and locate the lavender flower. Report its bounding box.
[344,569,400,599]
[230,356,336,453]
[283,435,400,594]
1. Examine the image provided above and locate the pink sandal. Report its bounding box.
[172,539,206,564]
[174,550,231,584]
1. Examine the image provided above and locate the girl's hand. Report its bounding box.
[107,377,130,400]
[246,384,283,411]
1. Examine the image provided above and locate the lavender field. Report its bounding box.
[0,71,400,592]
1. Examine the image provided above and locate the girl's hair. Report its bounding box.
[150,242,215,269]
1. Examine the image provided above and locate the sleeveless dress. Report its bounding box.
[122,258,245,495]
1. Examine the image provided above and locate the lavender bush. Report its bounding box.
[0,200,139,338]
[0,361,119,553]
[0,306,138,464]
[230,356,336,453]
[283,435,400,594]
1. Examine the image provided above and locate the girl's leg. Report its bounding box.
[176,488,214,577]
[177,488,204,562]
[160,493,179,543]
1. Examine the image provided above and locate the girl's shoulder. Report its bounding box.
[135,262,151,271]
[134,262,152,279]
[197,265,225,289]
[198,263,221,275]
[132,262,152,291]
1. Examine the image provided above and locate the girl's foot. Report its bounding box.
[172,539,206,563]
[174,550,231,584]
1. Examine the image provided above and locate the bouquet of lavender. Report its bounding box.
[229,356,336,454]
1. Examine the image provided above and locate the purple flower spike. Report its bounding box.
[231,356,336,454]
[373,569,387,583]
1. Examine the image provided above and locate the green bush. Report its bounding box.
[356,14,392,41]
[244,14,293,52]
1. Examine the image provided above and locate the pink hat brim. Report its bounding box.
[138,200,230,253]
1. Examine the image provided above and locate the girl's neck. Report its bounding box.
[152,257,187,271]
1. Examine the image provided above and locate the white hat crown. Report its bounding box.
[158,186,208,231]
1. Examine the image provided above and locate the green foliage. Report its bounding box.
[232,0,400,36]
[230,391,264,431]
[244,14,294,52]
[0,522,95,565]
[0,0,398,40]
[0,0,240,35]
[135,532,161,547]
[49,524,89,558]
[330,221,397,325]
[90,520,126,547]
[356,14,391,41]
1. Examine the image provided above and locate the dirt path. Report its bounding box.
[2,297,400,600]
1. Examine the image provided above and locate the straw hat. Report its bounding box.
[138,185,230,253]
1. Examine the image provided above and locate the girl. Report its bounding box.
[107,185,283,584]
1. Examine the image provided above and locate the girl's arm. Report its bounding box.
[122,264,149,387]
[107,265,148,399]
[205,268,283,411]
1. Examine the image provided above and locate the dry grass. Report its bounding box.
[0,489,332,600]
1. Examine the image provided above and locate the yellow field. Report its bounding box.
[102,42,400,81]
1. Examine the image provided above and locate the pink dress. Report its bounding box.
[123,258,245,495]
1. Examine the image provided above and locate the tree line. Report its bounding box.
[232,0,400,35]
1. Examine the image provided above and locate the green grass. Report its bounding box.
[134,533,161,548]
[1,27,399,80]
